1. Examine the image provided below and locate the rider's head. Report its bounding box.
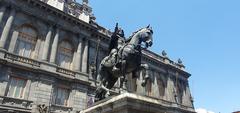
[117,28,125,38]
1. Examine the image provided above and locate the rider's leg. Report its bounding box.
[112,51,120,72]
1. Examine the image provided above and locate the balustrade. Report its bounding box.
[4,52,40,67]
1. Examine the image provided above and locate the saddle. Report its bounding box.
[103,44,138,71]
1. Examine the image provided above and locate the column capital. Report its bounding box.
[8,4,20,13]
[48,25,54,30]
[52,23,62,30]
[0,4,7,25]
[56,27,60,33]
[1,2,11,9]
[46,21,55,28]
[0,5,6,10]
[77,36,83,43]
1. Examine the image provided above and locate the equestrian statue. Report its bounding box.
[95,23,153,101]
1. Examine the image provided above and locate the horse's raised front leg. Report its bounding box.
[140,63,150,87]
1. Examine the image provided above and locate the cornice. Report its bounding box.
[142,50,191,78]
[5,0,111,40]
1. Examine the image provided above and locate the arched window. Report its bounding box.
[14,25,38,58]
[57,41,74,69]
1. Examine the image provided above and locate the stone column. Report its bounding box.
[166,76,176,103]
[153,71,160,98]
[8,31,19,52]
[0,6,6,25]
[82,39,88,73]
[73,37,83,71]
[0,68,9,96]
[42,26,53,61]
[0,8,16,48]
[49,28,59,63]
[136,70,145,95]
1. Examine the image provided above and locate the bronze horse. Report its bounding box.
[95,26,153,101]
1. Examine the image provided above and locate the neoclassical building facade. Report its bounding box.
[0,0,195,113]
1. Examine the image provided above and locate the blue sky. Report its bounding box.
[78,0,240,112]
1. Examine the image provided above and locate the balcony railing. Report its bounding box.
[50,104,72,113]
[0,50,80,78]
[0,96,33,110]
[56,67,76,77]
[4,53,40,67]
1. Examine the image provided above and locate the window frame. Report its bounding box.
[7,76,27,99]
[57,41,74,69]
[54,86,70,106]
[14,25,38,58]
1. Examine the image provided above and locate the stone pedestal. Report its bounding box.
[81,93,195,113]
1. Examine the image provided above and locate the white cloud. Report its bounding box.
[196,108,215,113]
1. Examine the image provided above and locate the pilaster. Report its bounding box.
[0,6,6,25]
[0,8,16,48]
[82,39,89,73]
[165,75,176,103]
[152,71,160,98]
[73,36,83,71]
[42,26,53,61]
[8,30,18,52]
[49,28,59,63]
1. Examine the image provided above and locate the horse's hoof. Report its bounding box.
[105,91,110,97]
[141,82,146,87]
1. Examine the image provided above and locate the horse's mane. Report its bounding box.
[125,28,145,43]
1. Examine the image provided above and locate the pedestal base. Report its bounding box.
[81,93,195,113]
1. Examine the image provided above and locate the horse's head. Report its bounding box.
[140,25,153,48]
[128,25,153,49]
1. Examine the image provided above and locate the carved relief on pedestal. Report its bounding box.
[37,104,48,113]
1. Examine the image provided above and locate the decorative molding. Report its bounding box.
[50,104,73,113]
[56,67,76,77]
[4,52,40,67]
[37,104,48,113]
[0,96,33,109]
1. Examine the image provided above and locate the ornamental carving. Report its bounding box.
[37,104,48,113]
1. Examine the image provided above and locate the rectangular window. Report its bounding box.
[54,87,69,106]
[7,77,27,99]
